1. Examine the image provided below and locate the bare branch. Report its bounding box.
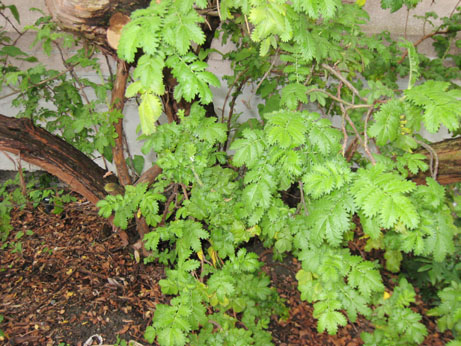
[321,63,367,103]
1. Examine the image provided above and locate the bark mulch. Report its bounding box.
[0,199,454,345]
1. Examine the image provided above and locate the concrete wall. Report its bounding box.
[0,0,458,171]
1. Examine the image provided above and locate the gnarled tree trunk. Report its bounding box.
[0,114,117,204]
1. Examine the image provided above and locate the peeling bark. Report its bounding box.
[45,0,149,45]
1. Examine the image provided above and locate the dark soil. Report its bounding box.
[0,199,454,345]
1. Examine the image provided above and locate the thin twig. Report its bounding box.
[344,112,375,165]
[216,0,222,19]
[55,43,91,105]
[254,48,279,93]
[307,88,372,109]
[221,68,249,123]
[363,106,375,164]
[404,8,410,40]
[244,15,251,35]
[321,63,367,103]
[397,30,449,64]
[190,164,204,187]
[223,76,250,150]
[104,53,114,81]
[450,0,461,17]
[415,139,439,180]
[0,68,74,101]
[2,150,17,168]
[337,84,348,157]
[0,12,21,35]
[180,183,189,200]
[337,82,375,164]
[298,181,308,216]
[17,154,27,197]
[209,320,223,330]
[160,184,178,225]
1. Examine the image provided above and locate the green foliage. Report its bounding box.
[0,314,4,339]
[2,0,461,345]
[405,81,461,133]
[297,246,383,334]
[361,278,428,345]
[97,183,165,229]
[428,281,461,338]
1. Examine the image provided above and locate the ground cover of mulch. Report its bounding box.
[0,199,454,345]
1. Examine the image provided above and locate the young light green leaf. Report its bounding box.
[139,93,162,135]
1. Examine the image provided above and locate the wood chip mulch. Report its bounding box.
[0,199,454,345]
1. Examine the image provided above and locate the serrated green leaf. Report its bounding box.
[158,327,187,346]
[405,81,461,133]
[348,260,384,297]
[265,111,308,148]
[307,189,355,246]
[380,0,404,12]
[139,93,162,135]
[281,83,308,110]
[144,326,156,343]
[308,119,342,156]
[317,310,347,334]
[368,99,402,146]
[230,129,265,168]
[351,164,419,229]
[303,159,352,199]
[118,24,142,63]
[243,180,272,210]
[133,55,165,94]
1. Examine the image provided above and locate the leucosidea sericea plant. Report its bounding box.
[101,1,460,344]
[0,0,460,345]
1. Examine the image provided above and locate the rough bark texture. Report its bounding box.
[0,114,117,204]
[110,60,132,186]
[135,165,163,186]
[412,136,461,185]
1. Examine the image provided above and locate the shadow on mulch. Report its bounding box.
[0,199,454,345]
